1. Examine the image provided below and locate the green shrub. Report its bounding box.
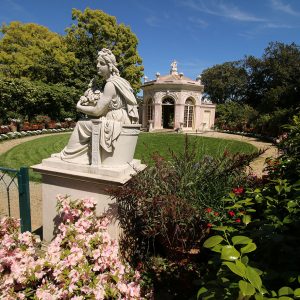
[111,136,259,263]
[197,117,300,299]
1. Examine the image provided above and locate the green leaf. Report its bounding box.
[221,245,240,261]
[223,261,246,278]
[232,235,252,245]
[241,255,249,265]
[211,244,222,253]
[294,288,300,298]
[197,287,208,299]
[212,226,228,232]
[239,280,255,296]
[255,293,264,300]
[287,201,297,208]
[278,287,294,296]
[243,215,251,225]
[275,185,282,193]
[203,235,224,248]
[278,297,294,300]
[283,216,292,224]
[241,243,257,254]
[245,266,262,292]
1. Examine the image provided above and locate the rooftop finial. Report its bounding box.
[170,60,178,75]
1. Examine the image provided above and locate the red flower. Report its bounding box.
[232,187,244,196]
[207,223,212,228]
[137,262,143,270]
[205,208,213,213]
[228,211,235,217]
[214,212,219,216]
[235,218,241,223]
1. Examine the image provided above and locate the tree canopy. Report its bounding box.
[65,8,143,93]
[0,22,78,84]
[0,9,144,123]
[202,42,300,136]
[201,61,247,104]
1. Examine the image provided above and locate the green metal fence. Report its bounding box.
[0,166,32,232]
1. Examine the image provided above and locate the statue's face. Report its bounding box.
[97,57,110,78]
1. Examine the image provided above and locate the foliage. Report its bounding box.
[65,8,143,93]
[0,11,144,122]
[0,77,79,123]
[0,196,147,299]
[197,119,300,299]
[202,42,300,136]
[0,21,78,84]
[201,61,248,104]
[198,177,300,299]
[278,114,300,180]
[111,136,258,264]
[244,42,300,113]
[215,102,258,132]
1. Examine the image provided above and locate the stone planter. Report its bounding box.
[101,124,141,167]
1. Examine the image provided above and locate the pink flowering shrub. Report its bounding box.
[0,195,146,299]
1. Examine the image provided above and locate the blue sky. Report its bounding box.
[1,0,300,81]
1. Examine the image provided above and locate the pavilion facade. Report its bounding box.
[141,61,216,131]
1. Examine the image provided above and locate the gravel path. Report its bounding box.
[0,132,279,232]
[194,131,280,177]
[0,133,66,232]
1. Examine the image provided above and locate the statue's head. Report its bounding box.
[97,48,120,77]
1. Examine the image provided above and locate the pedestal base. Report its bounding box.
[32,158,146,242]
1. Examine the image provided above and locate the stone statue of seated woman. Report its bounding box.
[55,48,139,166]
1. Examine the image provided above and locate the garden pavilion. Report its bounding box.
[141,61,216,131]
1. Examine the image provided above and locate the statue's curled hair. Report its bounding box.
[97,48,120,76]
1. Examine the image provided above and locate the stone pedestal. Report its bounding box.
[32,158,146,242]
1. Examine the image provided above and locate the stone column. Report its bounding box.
[153,103,162,129]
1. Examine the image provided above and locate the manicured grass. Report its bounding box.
[0,132,257,182]
[136,133,257,163]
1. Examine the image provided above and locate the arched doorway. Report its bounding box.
[162,98,175,129]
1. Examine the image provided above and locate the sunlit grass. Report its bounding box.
[0,132,257,182]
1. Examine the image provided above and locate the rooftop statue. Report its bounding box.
[170,60,178,75]
[56,48,139,165]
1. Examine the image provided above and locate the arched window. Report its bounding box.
[184,98,194,128]
[147,99,153,121]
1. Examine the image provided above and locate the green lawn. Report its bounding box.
[0,132,257,182]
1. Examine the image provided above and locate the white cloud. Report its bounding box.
[265,22,295,29]
[187,16,208,28]
[144,16,161,27]
[180,0,266,22]
[270,0,300,16]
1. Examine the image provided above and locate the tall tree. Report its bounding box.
[65,8,143,93]
[244,42,300,112]
[0,21,78,84]
[201,61,247,104]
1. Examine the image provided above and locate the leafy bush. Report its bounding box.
[111,136,259,263]
[0,77,80,123]
[197,118,300,299]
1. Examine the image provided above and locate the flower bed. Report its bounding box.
[0,196,148,299]
[0,128,74,142]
